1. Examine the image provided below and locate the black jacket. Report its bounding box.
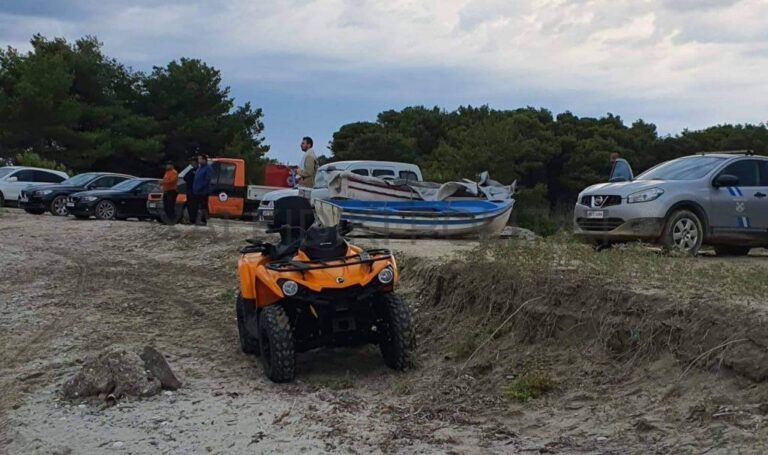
[183,168,196,191]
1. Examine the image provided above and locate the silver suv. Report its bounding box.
[574,151,768,255]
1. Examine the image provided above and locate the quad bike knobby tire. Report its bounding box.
[377,293,415,370]
[259,305,295,382]
[236,293,260,355]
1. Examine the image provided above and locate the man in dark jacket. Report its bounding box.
[183,157,198,224]
[192,154,213,225]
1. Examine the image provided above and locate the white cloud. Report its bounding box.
[2,0,767,131]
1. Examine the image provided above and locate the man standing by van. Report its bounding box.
[297,136,318,188]
[192,154,212,225]
[161,161,178,224]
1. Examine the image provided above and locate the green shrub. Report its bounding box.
[504,369,554,402]
[14,151,70,174]
[512,184,572,237]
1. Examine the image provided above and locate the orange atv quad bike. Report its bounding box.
[236,197,415,382]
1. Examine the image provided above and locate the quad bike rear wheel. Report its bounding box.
[259,305,295,382]
[236,293,260,355]
[377,293,415,370]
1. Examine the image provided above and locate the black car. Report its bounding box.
[67,178,161,220]
[19,172,134,216]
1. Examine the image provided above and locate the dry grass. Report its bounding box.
[473,235,768,302]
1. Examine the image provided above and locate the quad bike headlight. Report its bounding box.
[281,280,299,297]
[377,267,394,284]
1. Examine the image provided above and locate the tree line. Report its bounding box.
[330,106,768,207]
[0,35,269,180]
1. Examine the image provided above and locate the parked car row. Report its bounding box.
[0,165,162,221]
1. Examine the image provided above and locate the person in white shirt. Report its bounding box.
[298,136,318,188]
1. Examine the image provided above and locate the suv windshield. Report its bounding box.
[63,173,99,186]
[637,156,727,181]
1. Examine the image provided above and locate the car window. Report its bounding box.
[399,170,418,182]
[13,170,36,182]
[372,169,395,178]
[351,168,369,176]
[215,162,236,186]
[637,156,727,181]
[759,161,768,186]
[90,176,115,188]
[0,168,14,179]
[33,170,66,183]
[718,160,760,187]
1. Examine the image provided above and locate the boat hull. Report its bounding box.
[316,199,515,238]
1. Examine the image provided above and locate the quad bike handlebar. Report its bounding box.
[265,248,393,272]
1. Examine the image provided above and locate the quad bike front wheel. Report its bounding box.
[377,293,416,370]
[236,293,260,355]
[259,305,295,383]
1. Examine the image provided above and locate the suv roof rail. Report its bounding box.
[698,149,754,156]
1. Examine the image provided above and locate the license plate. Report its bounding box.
[262,210,273,218]
[66,202,75,208]
[587,210,604,219]
[148,202,157,208]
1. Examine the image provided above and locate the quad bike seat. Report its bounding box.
[300,226,348,260]
[265,196,316,260]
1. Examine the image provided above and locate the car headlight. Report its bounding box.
[82,196,98,202]
[35,190,53,196]
[627,188,664,204]
[281,280,299,297]
[377,267,394,284]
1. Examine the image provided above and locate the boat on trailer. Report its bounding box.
[315,199,515,238]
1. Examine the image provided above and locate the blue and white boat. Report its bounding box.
[315,199,515,238]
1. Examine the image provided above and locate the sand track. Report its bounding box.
[1,208,767,454]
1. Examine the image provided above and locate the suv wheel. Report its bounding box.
[661,210,703,255]
[714,245,751,256]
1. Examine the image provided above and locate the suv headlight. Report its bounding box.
[627,188,664,204]
[377,267,394,284]
[34,190,53,196]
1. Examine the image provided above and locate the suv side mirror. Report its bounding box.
[6,176,18,183]
[713,174,739,188]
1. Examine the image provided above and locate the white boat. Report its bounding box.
[326,171,515,202]
[315,199,515,238]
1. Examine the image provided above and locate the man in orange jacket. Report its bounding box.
[161,161,178,224]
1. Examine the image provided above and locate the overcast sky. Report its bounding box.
[2,0,767,164]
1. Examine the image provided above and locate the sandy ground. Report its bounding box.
[2,208,768,454]
[0,209,497,455]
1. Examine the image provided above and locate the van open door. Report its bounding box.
[609,158,633,182]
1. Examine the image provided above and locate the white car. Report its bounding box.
[257,160,424,222]
[0,166,69,206]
